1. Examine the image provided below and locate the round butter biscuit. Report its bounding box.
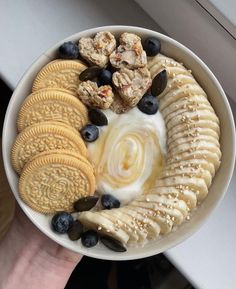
[19,152,95,214]
[17,89,88,132]
[28,149,92,168]
[32,59,87,95]
[12,121,88,174]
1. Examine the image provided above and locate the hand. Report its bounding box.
[0,204,82,289]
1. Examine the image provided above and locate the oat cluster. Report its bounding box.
[77,31,152,112]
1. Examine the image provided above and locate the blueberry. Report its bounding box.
[88,108,108,126]
[80,124,99,142]
[98,69,113,85]
[81,230,98,248]
[143,37,161,57]
[101,194,120,210]
[58,41,79,59]
[137,93,159,115]
[67,220,83,241]
[51,212,73,234]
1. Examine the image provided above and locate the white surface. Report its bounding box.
[0,0,163,89]
[197,0,236,35]
[135,0,236,103]
[2,26,235,262]
[166,136,236,289]
[208,0,236,25]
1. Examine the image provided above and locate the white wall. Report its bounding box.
[135,0,236,102]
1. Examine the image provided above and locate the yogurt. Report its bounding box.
[88,107,166,205]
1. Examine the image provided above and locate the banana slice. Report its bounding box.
[149,66,190,83]
[165,159,216,177]
[164,104,215,125]
[158,78,203,101]
[99,211,139,244]
[168,135,220,152]
[167,120,220,137]
[160,166,212,188]
[120,206,161,240]
[147,53,181,64]
[157,74,196,100]
[147,186,197,209]
[159,84,206,110]
[78,211,129,244]
[148,54,184,73]
[100,209,147,245]
[158,74,196,101]
[126,205,173,237]
[165,66,192,75]
[167,149,221,171]
[140,195,189,216]
[168,128,220,147]
[166,111,219,132]
[156,175,208,201]
[167,142,221,165]
[161,95,211,119]
[168,140,222,160]
[168,108,219,124]
[130,201,184,225]
[148,56,184,74]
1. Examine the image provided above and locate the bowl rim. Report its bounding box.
[2,25,236,260]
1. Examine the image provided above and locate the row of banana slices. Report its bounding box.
[79,54,221,246]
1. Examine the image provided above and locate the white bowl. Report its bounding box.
[3,26,235,260]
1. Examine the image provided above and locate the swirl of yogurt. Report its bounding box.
[88,107,166,204]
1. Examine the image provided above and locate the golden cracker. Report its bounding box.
[19,153,95,214]
[29,149,92,169]
[12,121,88,174]
[32,59,87,95]
[17,89,88,132]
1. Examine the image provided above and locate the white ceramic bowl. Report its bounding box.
[3,26,235,260]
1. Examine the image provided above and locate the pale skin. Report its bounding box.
[0,206,82,289]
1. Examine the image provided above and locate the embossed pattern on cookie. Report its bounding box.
[11,121,88,174]
[28,149,92,169]
[17,89,88,132]
[19,152,95,214]
[32,60,87,95]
